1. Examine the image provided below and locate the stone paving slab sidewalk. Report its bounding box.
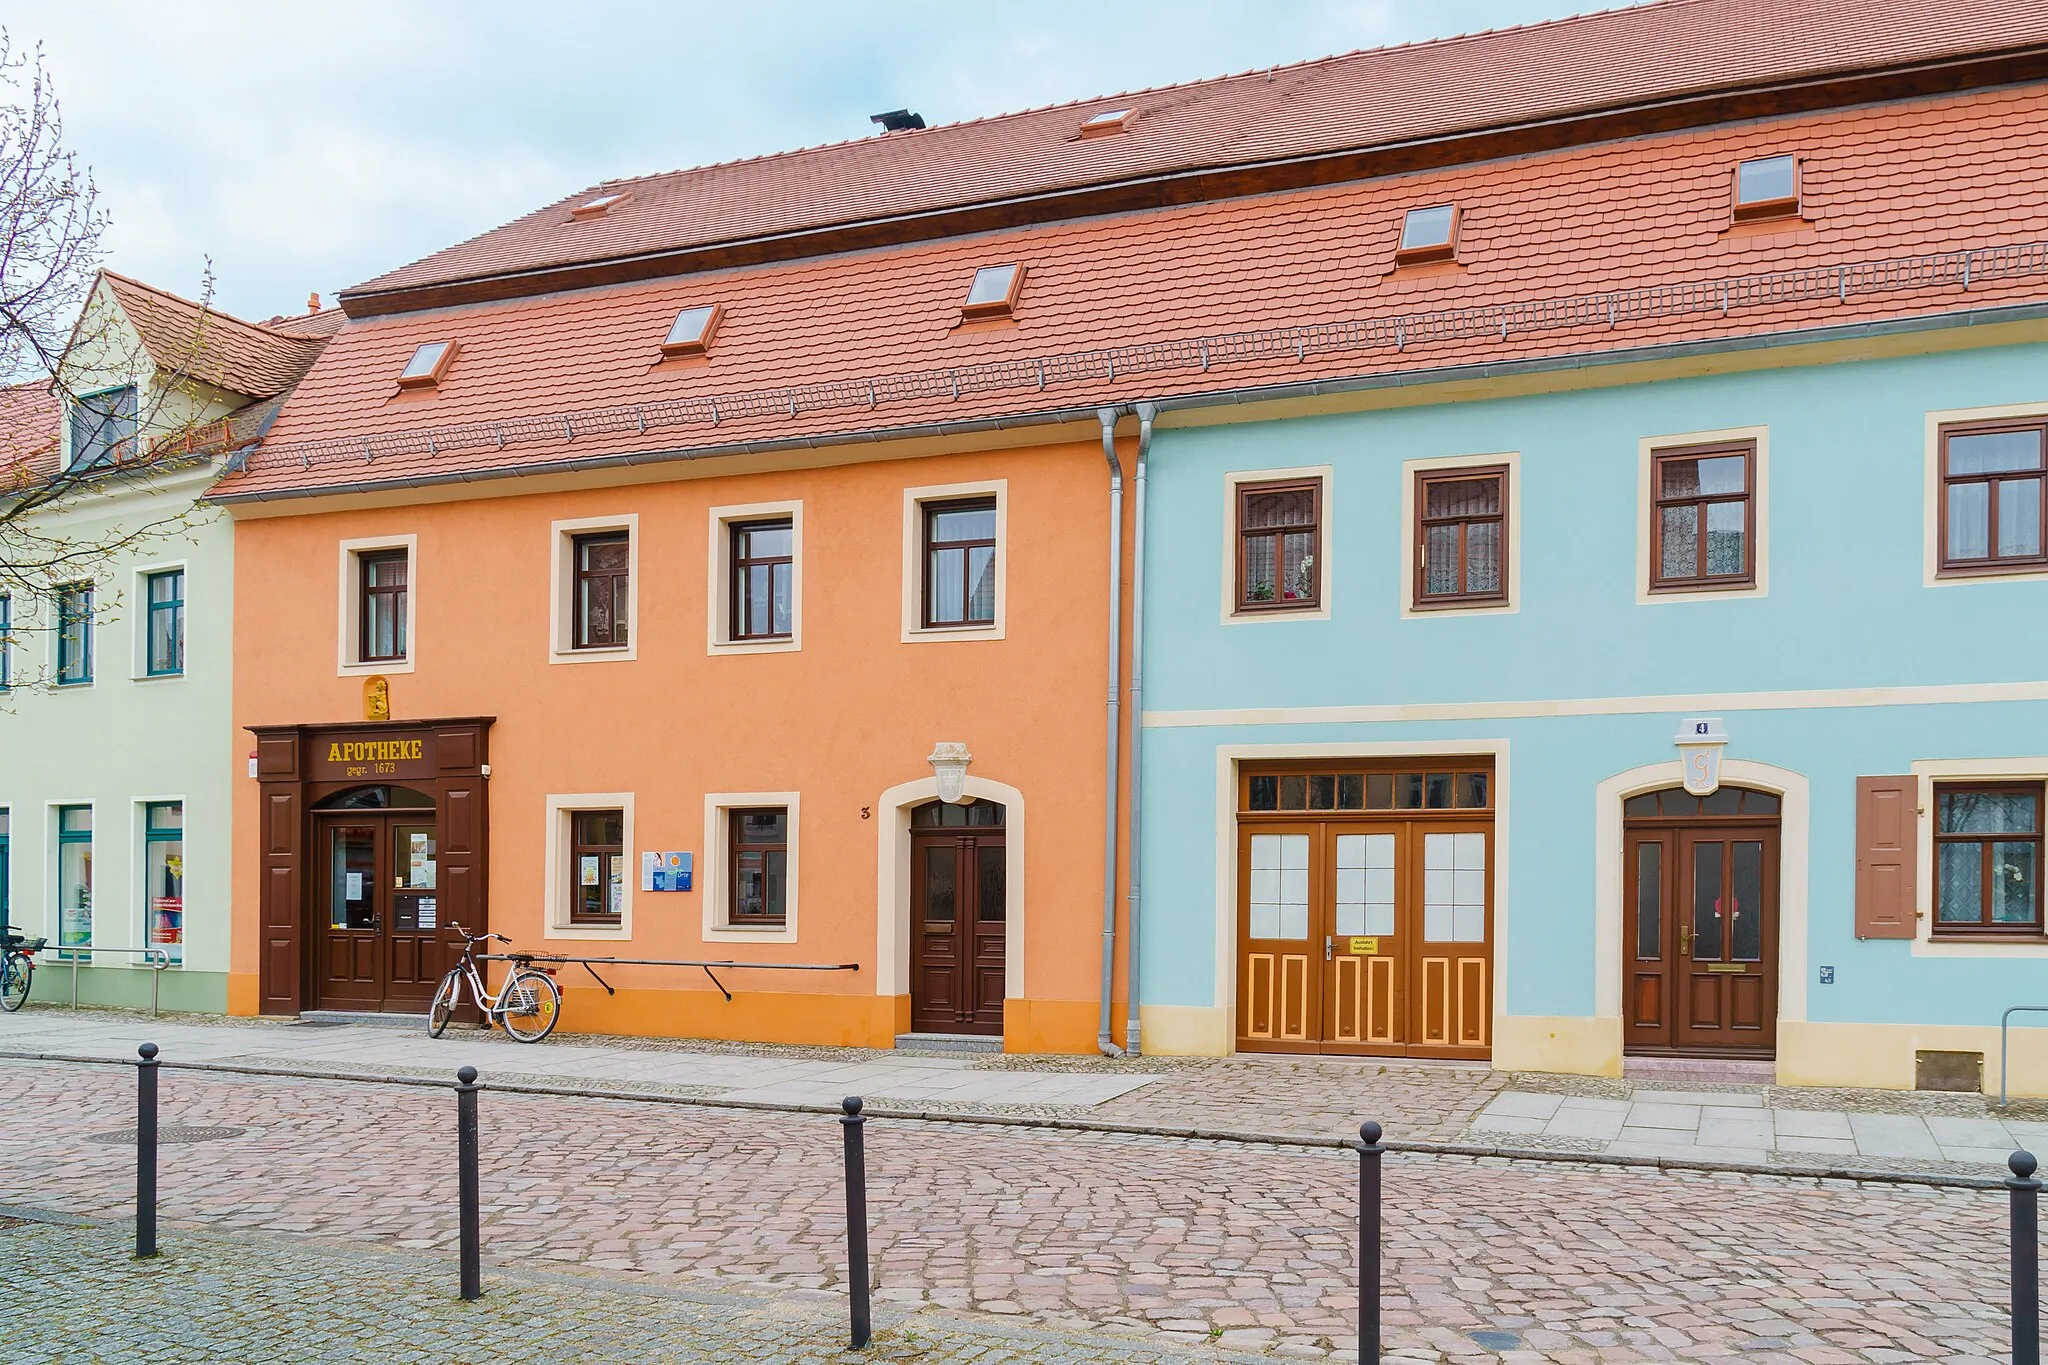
[7,1003,2047,1179]
[0,1210,1282,1365]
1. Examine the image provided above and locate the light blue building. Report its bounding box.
[1130,327,2048,1090]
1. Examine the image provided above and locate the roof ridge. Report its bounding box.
[561,0,1698,201]
[101,269,323,347]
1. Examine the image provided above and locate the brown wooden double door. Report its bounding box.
[315,810,443,1013]
[909,803,1006,1035]
[1624,799,1780,1055]
[1237,818,1494,1059]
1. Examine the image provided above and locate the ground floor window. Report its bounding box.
[56,805,91,957]
[570,809,625,924]
[1934,783,2042,936]
[729,808,788,924]
[144,802,183,965]
[0,807,9,923]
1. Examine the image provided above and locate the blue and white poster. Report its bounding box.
[640,851,694,892]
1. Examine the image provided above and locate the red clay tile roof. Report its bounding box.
[345,0,2048,303]
[0,379,61,485]
[214,80,2048,500]
[262,307,348,340]
[101,272,330,399]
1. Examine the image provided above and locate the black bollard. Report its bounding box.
[2013,1149,2041,1365]
[841,1095,872,1350]
[135,1042,159,1260]
[1358,1120,1383,1365]
[457,1065,481,1301]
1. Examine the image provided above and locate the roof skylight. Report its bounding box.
[1733,155,1799,220]
[660,304,722,358]
[571,191,630,221]
[1080,108,1134,137]
[961,264,1025,319]
[396,341,456,389]
[1395,205,1459,264]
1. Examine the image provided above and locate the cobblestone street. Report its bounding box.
[0,1055,2029,1362]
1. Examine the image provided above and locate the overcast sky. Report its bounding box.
[12,1,1626,322]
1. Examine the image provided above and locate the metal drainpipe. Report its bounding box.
[1096,406,1127,1058]
[1122,402,1155,1056]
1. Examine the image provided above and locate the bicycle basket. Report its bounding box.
[6,936,45,953]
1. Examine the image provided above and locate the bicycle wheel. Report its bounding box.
[0,953,29,1012]
[498,969,560,1043]
[427,969,462,1038]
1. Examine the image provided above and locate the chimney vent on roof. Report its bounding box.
[306,292,321,315]
[869,109,925,133]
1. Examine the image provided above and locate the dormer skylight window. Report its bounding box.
[961,264,1025,320]
[571,191,630,221]
[395,340,456,390]
[1080,108,1134,137]
[1395,205,1459,265]
[1732,155,1799,221]
[660,304,723,358]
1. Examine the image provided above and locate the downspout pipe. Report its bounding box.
[1123,402,1155,1056]
[1096,406,1127,1058]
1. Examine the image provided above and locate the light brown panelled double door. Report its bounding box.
[1623,785,1781,1056]
[314,791,442,1013]
[909,799,1006,1035]
[1236,762,1494,1060]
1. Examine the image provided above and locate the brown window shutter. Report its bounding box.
[1855,776,1920,939]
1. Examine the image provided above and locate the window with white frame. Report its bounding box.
[549,516,637,663]
[543,794,633,938]
[708,502,801,653]
[901,482,1005,641]
[337,536,418,673]
[703,792,799,941]
[68,386,137,470]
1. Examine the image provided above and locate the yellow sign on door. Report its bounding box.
[1349,937,1379,955]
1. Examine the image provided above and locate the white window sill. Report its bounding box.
[709,636,799,657]
[550,644,637,666]
[705,923,796,944]
[902,623,1004,644]
[543,923,631,942]
[340,657,414,677]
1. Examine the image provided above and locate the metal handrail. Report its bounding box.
[2000,1005,2048,1107]
[477,951,858,1002]
[46,945,178,1018]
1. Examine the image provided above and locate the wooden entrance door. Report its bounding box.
[1624,787,1780,1055]
[314,804,442,1013]
[1236,760,1495,1060]
[909,801,1006,1035]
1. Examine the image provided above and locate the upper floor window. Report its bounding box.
[395,342,456,391]
[54,583,92,685]
[572,533,630,649]
[1733,155,1799,221]
[1938,420,2046,576]
[68,386,137,470]
[731,519,794,641]
[960,265,1024,321]
[1414,467,1507,608]
[1934,783,2042,937]
[359,551,408,662]
[923,498,997,628]
[145,569,185,677]
[1236,479,1321,612]
[1649,442,1755,591]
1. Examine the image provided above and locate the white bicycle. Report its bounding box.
[429,925,562,1043]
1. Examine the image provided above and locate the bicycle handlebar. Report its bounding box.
[448,925,508,945]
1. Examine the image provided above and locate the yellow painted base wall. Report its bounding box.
[1779,1020,2048,1096]
[1005,998,1115,1055]
[1491,1014,1625,1078]
[227,972,261,1018]
[1136,1004,1233,1057]
[556,987,904,1048]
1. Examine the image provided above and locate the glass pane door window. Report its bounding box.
[1248,833,1311,939]
[392,822,439,933]
[144,803,184,965]
[1333,833,1395,937]
[146,570,185,676]
[57,805,92,958]
[924,500,997,627]
[329,826,377,930]
[1422,832,1487,942]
